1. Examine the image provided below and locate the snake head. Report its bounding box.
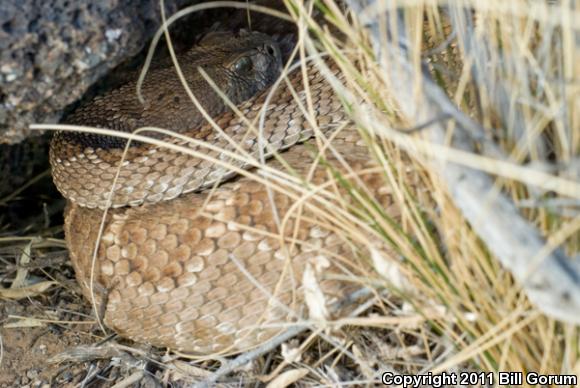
[198,30,283,105]
[57,31,285,157]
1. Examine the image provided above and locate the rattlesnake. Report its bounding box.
[51,31,396,354]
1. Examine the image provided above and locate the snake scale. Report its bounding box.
[51,31,399,354]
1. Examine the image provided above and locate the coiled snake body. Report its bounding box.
[52,31,394,354]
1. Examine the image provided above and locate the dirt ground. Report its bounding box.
[1,295,96,387]
[0,172,162,387]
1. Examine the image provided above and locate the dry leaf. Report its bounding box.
[0,281,58,300]
[312,255,330,272]
[302,263,328,321]
[4,316,46,329]
[171,360,212,378]
[370,248,410,291]
[266,368,309,388]
[11,238,38,288]
[281,342,302,364]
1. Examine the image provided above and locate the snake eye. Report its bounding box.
[232,56,253,73]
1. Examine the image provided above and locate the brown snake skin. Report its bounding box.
[52,33,402,354]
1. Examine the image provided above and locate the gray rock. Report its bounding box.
[0,0,192,143]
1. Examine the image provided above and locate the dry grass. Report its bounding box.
[18,0,580,385]
[293,0,580,381]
